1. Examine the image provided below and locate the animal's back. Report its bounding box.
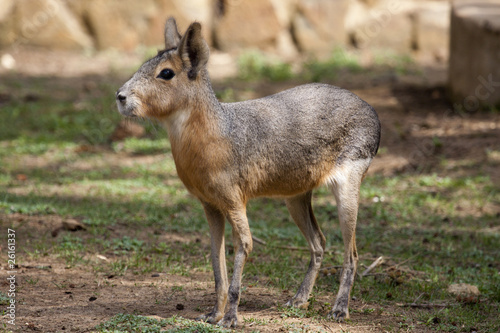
[220,83,380,197]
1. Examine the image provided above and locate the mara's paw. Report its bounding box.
[328,307,349,322]
[285,297,309,309]
[197,311,223,324]
[217,312,239,328]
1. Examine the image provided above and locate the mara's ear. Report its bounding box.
[178,22,209,80]
[164,17,181,50]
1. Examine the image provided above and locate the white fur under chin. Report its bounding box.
[163,109,191,140]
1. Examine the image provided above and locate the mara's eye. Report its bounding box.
[157,68,175,80]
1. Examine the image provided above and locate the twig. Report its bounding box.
[360,273,387,277]
[251,236,342,253]
[397,294,450,309]
[385,254,418,271]
[320,265,343,271]
[251,236,309,251]
[252,236,266,245]
[399,293,449,309]
[412,293,424,304]
[361,256,384,277]
[274,245,310,251]
[323,324,334,332]
[397,302,448,308]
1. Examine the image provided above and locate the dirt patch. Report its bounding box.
[363,85,500,185]
[1,213,417,333]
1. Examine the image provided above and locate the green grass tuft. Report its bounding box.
[237,50,293,81]
[95,313,232,333]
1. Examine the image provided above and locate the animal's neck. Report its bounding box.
[160,75,231,199]
[163,74,222,143]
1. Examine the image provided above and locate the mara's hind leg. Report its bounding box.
[285,191,326,308]
[328,158,371,322]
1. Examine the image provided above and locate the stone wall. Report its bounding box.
[0,0,450,61]
[448,0,500,110]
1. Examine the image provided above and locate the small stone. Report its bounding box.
[447,283,480,303]
[1,54,15,70]
[62,219,86,231]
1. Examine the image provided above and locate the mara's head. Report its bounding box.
[116,17,210,120]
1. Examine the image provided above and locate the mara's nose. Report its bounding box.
[116,90,126,102]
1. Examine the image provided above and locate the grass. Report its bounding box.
[373,51,419,76]
[96,313,232,333]
[236,48,362,82]
[0,292,10,306]
[237,50,293,81]
[0,68,499,332]
[303,47,362,82]
[236,47,418,84]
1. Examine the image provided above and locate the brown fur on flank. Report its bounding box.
[116,17,381,328]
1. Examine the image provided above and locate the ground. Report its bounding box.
[0,47,499,333]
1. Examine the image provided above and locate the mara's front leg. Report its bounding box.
[197,203,228,324]
[217,207,253,328]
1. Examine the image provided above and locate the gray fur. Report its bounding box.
[202,78,380,199]
[222,83,379,170]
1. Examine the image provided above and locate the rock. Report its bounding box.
[66,0,212,50]
[207,51,238,79]
[413,1,451,63]
[0,53,16,69]
[62,219,86,231]
[447,283,480,303]
[52,218,86,237]
[345,0,371,34]
[269,0,300,58]
[0,0,17,46]
[214,0,282,51]
[269,0,299,26]
[68,0,156,51]
[449,0,500,111]
[276,29,299,59]
[0,0,15,21]
[348,0,414,52]
[12,0,93,50]
[146,0,213,46]
[292,0,349,56]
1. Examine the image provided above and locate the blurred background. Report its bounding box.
[1,0,499,106]
[1,0,451,75]
[0,1,499,332]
